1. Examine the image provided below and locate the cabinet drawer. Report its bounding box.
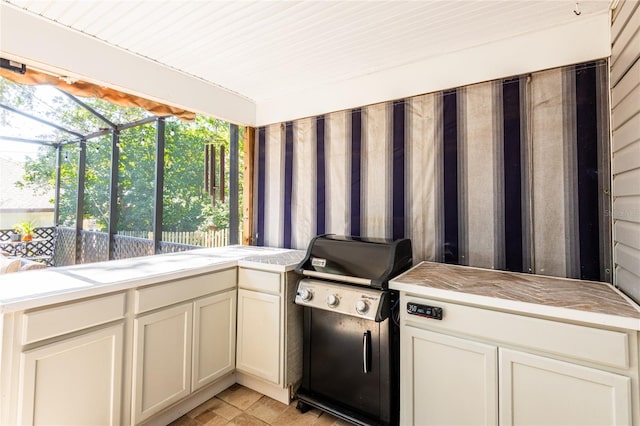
[402,296,630,369]
[238,268,281,294]
[22,293,126,345]
[135,268,236,314]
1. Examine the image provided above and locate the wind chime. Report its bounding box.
[204,144,225,204]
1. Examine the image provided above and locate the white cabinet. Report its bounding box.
[235,267,302,404]
[402,327,497,426]
[500,349,631,425]
[400,294,638,426]
[131,270,237,424]
[11,293,127,426]
[132,303,193,424]
[237,289,280,383]
[192,291,236,391]
[18,323,124,426]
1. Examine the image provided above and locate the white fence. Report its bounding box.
[119,228,240,247]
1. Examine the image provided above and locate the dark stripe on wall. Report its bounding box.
[316,116,326,235]
[392,100,405,240]
[257,127,266,246]
[442,90,459,264]
[575,63,600,280]
[283,122,294,248]
[502,78,524,272]
[351,108,362,236]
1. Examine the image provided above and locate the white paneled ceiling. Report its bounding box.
[2,0,611,108]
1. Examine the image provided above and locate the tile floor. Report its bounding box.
[168,384,351,426]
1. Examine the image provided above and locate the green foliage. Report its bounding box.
[198,200,230,231]
[212,201,230,230]
[0,79,36,127]
[10,84,242,234]
[13,219,37,236]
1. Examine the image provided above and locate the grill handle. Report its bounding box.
[302,270,372,286]
[363,331,371,373]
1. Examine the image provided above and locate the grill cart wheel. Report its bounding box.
[296,401,311,413]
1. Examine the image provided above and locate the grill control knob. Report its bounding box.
[299,288,313,302]
[327,294,339,308]
[356,300,369,314]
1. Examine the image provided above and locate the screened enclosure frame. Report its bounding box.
[0,89,240,262]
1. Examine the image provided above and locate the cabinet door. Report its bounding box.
[499,348,631,425]
[19,323,124,426]
[192,290,237,391]
[401,327,498,426]
[132,303,193,424]
[236,289,280,383]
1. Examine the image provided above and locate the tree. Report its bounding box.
[162,116,236,232]
[2,78,241,235]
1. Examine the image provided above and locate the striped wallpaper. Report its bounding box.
[253,60,611,282]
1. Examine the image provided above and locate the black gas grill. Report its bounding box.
[294,235,412,426]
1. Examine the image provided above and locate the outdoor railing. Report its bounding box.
[0,226,57,266]
[1,226,239,267]
[118,228,234,247]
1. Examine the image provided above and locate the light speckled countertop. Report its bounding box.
[390,261,640,330]
[239,250,306,272]
[0,246,304,313]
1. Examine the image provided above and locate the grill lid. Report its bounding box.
[295,234,412,289]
